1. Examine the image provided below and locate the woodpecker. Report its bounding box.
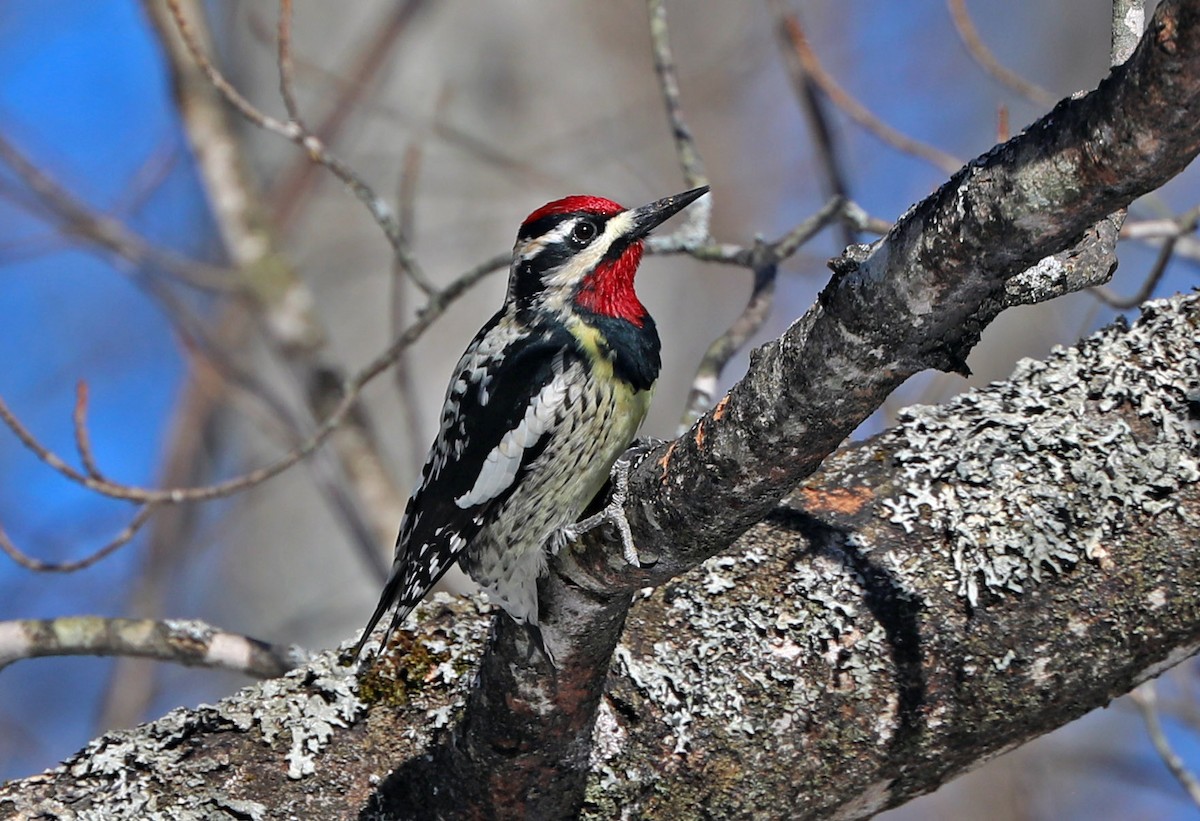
[351,185,709,662]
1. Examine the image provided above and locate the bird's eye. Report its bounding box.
[571,219,598,244]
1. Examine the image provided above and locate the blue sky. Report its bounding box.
[0,0,210,776]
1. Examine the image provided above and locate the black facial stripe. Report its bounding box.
[511,241,572,307]
[512,260,541,306]
[601,232,635,263]
[527,241,573,276]
[517,211,613,242]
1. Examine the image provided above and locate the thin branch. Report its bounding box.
[841,199,893,236]
[276,0,303,125]
[0,255,509,505]
[269,0,428,234]
[163,0,434,293]
[0,506,155,573]
[96,356,228,731]
[147,0,393,574]
[947,0,1058,108]
[770,0,857,246]
[72,382,104,480]
[109,136,182,218]
[770,195,847,260]
[0,617,305,679]
[306,368,404,569]
[1094,205,1200,308]
[777,12,962,176]
[0,130,234,292]
[677,196,846,429]
[678,258,776,433]
[646,0,711,246]
[1131,682,1200,808]
[1124,217,1200,240]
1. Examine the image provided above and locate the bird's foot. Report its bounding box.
[553,450,648,567]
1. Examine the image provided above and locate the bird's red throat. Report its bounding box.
[574,243,647,327]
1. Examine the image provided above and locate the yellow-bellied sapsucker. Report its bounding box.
[351,186,709,662]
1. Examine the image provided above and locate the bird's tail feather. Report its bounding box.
[349,576,412,662]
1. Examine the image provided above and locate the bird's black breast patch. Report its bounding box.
[586,312,661,392]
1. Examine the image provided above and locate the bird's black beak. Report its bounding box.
[626,185,709,240]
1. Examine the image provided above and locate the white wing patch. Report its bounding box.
[455,365,570,509]
[426,320,518,481]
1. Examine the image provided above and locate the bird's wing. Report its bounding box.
[351,315,578,658]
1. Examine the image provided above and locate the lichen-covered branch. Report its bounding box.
[625,0,1200,584]
[444,2,1200,815]
[0,617,305,678]
[2,292,1196,819]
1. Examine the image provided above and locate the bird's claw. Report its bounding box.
[551,455,642,567]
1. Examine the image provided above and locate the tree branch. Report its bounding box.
[0,617,304,679]
[2,291,1196,818]
[628,0,1200,581]
[430,2,1200,815]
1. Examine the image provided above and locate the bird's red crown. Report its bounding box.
[521,195,625,226]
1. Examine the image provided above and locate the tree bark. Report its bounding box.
[2,291,1196,819]
[5,2,1200,818]
[439,2,1200,815]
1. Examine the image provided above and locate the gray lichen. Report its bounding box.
[0,662,356,819]
[0,594,492,820]
[881,296,1200,606]
[611,532,893,752]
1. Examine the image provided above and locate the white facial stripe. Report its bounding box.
[454,372,570,508]
[541,210,634,291]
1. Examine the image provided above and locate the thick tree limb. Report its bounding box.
[1,291,1196,819]
[628,0,1200,578]
[5,3,1198,818]
[442,2,1200,816]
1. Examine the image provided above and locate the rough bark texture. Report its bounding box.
[1,291,1196,819]
[442,2,1200,815]
[626,0,1200,575]
[5,3,1200,818]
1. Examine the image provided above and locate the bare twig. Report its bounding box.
[0,507,155,573]
[646,0,711,246]
[97,355,228,732]
[163,0,433,293]
[947,0,1057,108]
[648,4,873,429]
[1124,217,1200,240]
[276,0,303,125]
[0,254,508,505]
[0,131,234,292]
[1087,1,1161,310]
[678,258,776,432]
[1131,682,1200,808]
[109,137,183,218]
[0,617,305,678]
[269,0,428,233]
[676,196,846,428]
[1093,205,1200,308]
[777,12,962,176]
[770,0,857,246]
[147,0,395,575]
[72,382,104,480]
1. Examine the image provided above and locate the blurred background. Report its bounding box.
[1,1,1197,817]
